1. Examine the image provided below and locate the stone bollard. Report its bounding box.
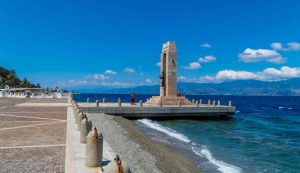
[196,100,199,107]
[102,98,105,103]
[212,100,215,107]
[118,99,122,107]
[75,109,81,124]
[228,101,232,107]
[80,118,92,143]
[178,101,182,107]
[208,100,211,105]
[192,99,195,104]
[78,113,86,131]
[104,155,131,173]
[96,100,99,107]
[139,100,143,107]
[217,100,220,107]
[199,99,202,105]
[87,98,90,103]
[86,127,103,167]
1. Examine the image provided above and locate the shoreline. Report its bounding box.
[88,113,201,173]
[113,116,202,173]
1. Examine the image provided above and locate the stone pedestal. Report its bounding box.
[146,96,191,105]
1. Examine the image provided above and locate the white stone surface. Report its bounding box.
[65,107,116,173]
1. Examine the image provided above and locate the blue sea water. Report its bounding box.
[73,94,300,173]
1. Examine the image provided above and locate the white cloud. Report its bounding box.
[67,80,88,85]
[215,70,257,81]
[200,43,212,48]
[146,79,153,83]
[257,66,300,81]
[271,42,300,51]
[99,81,136,87]
[156,62,161,67]
[178,76,186,81]
[124,67,135,73]
[198,55,216,63]
[65,80,136,87]
[85,74,109,80]
[183,62,201,70]
[197,66,300,83]
[271,42,283,50]
[287,42,300,51]
[105,70,117,75]
[238,48,286,64]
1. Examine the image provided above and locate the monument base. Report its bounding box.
[145,96,192,105]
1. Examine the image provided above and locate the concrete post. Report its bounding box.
[199,99,202,105]
[96,100,99,107]
[208,100,211,105]
[212,100,215,107]
[102,98,105,103]
[139,100,143,107]
[159,101,163,107]
[80,118,92,143]
[196,100,199,107]
[192,99,195,104]
[77,113,86,131]
[178,101,182,107]
[228,101,232,107]
[118,100,121,107]
[68,95,71,103]
[104,155,131,173]
[87,98,90,103]
[217,100,220,107]
[75,109,81,124]
[86,127,103,167]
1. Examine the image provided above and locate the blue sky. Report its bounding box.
[0,0,300,88]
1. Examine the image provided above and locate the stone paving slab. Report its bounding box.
[0,121,66,147]
[0,107,67,120]
[27,98,68,103]
[0,98,68,173]
[0,115,50,122]
[0,121,49,129]
[0,146,65,173]
[16,102,70,107]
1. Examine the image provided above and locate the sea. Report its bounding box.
[73,94,300,173]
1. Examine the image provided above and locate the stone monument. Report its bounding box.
[146,41,191,105]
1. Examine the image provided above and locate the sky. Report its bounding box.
[0,0,300,89]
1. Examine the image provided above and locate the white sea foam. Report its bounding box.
[192,146,243,173]
[138,119,191,143]
[278,106,286,109]
[236,110,240,113]
[288,107,293,110]
[138,118,242,173]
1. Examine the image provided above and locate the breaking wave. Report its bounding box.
[138,119,191,143]
[138,118,243,173]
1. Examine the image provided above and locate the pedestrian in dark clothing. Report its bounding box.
[130,92,136,105]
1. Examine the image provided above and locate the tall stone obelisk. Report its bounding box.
[146,41,191,105]
[160,41,177,97]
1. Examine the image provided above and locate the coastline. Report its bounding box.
[88,113,201,173]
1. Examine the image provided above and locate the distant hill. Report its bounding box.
[101,79,300,96]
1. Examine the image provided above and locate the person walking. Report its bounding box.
[130,92,136,105]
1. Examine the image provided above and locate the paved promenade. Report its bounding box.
[0,98,68,173]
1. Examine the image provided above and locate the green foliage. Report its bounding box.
[0,66,40,88]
